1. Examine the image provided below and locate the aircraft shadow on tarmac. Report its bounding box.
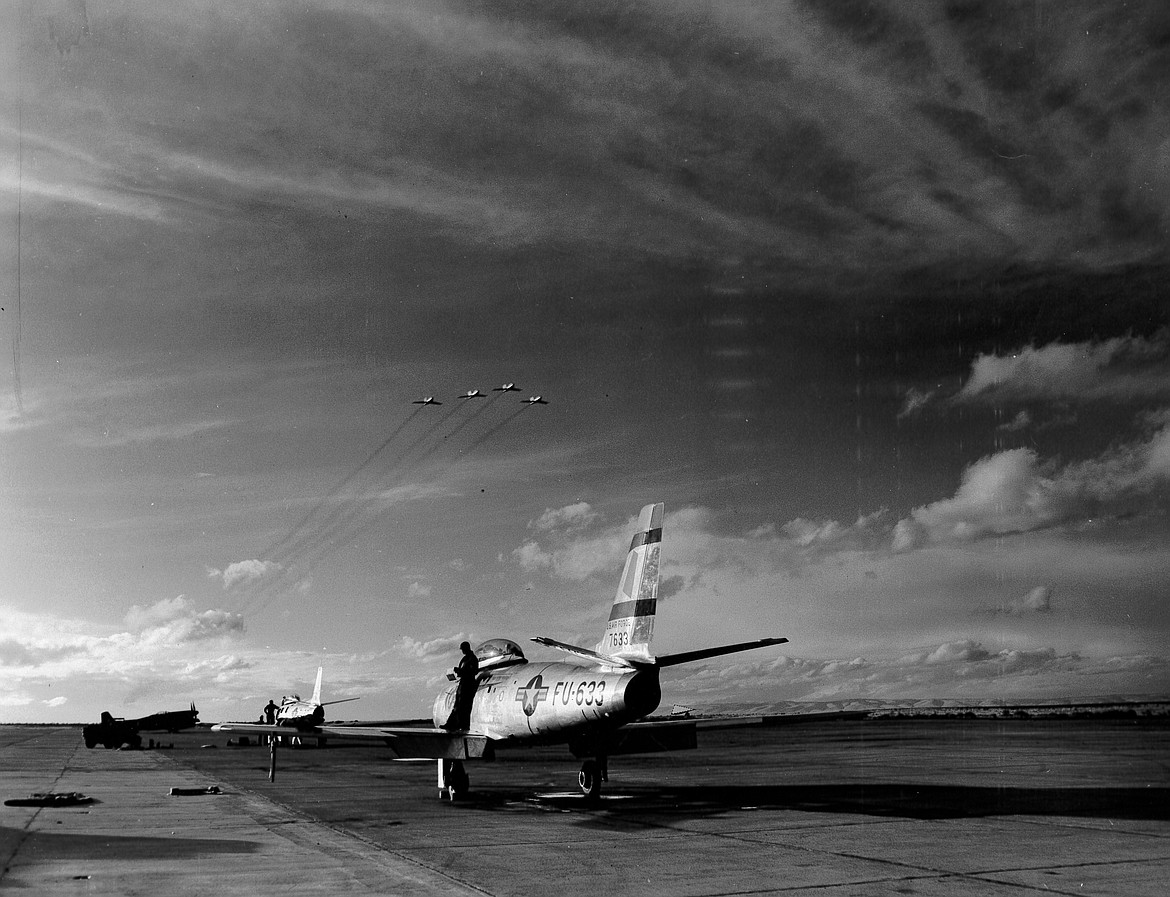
[0,825,258,860]
[497,783,1170,822]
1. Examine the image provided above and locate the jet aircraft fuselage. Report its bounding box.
[274,667,358,730]
[432,643,660,744]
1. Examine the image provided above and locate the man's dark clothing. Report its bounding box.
[452,649,479,730]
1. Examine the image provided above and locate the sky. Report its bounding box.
[1,0,1168,724]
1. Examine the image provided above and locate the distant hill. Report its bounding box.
[670,697,1170,722]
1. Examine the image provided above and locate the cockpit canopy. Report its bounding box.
[474,638,526,670]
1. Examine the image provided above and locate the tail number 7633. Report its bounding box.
[604,630,630,649]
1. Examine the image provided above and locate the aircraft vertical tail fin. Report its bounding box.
[596,502,663,663]
[310,666,324,706]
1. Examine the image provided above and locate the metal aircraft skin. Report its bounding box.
[273,667,359,730]
[214,503,786,799]
[412,396,441,405]
[458,389,485,399]
[492,383,520,392]
[522,396,547,404]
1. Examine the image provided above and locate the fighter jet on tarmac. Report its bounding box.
[522,396,547,404]
[412,396,441,405]
[272,667,359,730]
[214,503,786,800]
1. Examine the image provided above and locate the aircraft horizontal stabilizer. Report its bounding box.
[654,637,788,668]
[530,637,642,669]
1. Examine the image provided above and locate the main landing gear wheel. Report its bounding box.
[579,759,602,800]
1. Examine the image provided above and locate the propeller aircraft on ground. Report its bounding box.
[214,503,786,799]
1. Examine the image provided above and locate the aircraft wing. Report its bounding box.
[211,722,490,759]
[319,725,492,760]
[211,722,306,737]
[212,720,491,757]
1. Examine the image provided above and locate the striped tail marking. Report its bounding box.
[598,502,663,661]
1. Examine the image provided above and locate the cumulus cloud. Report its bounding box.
[0,638,84,668]
[956,331,1170,404]
[407,581,432,600]
[512,540,553,573]
[782,518,847,547]
[124,596,189,630]
[991,585,1053,616]
[893,416,1170,550]
[781,510,886,549]
[209,559,281,588]
[663,638,1100,705]
[397,633,472,661]
[512,508,630,580]
[530,502,599,533]
[180,654,253,678]
[125,596,244,643]
[924,640,994,664]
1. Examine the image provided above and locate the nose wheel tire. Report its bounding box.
[579,759,602,800]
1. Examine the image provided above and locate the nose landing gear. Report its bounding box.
[439,759,470,800]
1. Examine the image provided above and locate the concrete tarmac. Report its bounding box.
[2,718,1168,895]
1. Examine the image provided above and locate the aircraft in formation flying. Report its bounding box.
[411,386,546,406]
[214,502,785,800]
